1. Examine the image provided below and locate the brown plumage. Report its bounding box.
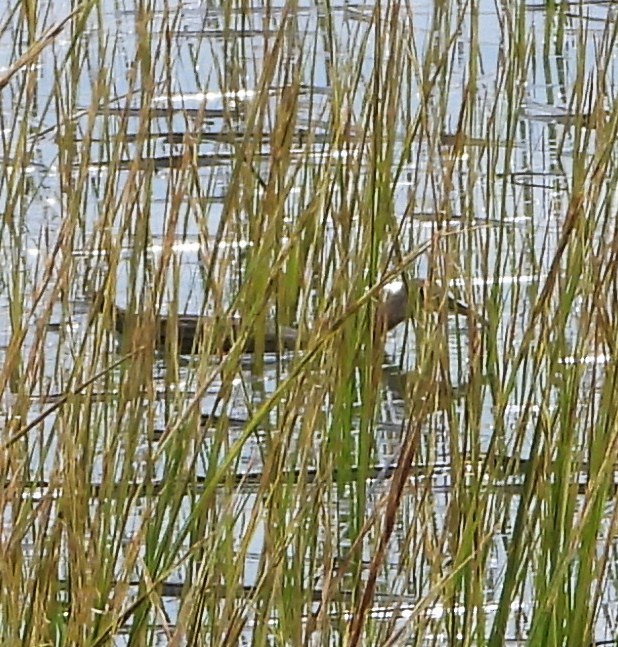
[98,299,299,354]
[96,279,479,355]
[377,278,480,331]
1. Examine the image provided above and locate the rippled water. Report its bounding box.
[1,0,618,643]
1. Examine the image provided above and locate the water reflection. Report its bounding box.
[1,0,618,642]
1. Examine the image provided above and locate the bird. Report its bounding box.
[95,278,480,355]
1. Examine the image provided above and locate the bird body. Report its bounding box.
[101,301,299,354]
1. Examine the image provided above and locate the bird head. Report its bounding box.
[378,280,411,331]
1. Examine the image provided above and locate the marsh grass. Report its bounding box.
[1,0,618,645]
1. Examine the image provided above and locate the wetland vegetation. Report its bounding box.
[1,0,618,645]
